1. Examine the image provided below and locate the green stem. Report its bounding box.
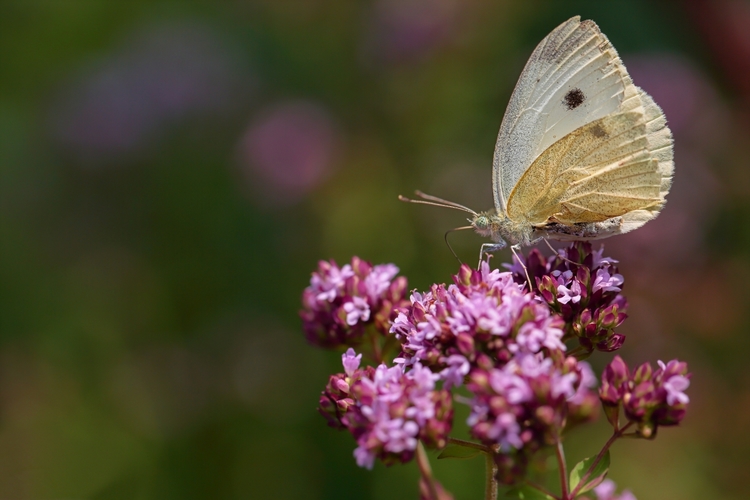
[555,439,569,499]
[485,449,498,500]
[569,422,634,498]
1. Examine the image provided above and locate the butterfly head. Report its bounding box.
[471,210,534,247]
[471,210,506,246]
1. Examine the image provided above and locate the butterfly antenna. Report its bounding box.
[444,226,473,264]
[398,191,477,215]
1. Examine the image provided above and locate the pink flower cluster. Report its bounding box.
[466,350,597,483]
[388,261,599,481]
[391,262,564,386]
[319,349,453,469]
[600,356,690,437]
[305,249,691,487]
[301,257,408,348]
[509,242,629,354]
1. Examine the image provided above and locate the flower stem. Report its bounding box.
[566,345,583,356]
[569,422,634,498]
[485,449,498,500]
[566,345,590,359]
[555,438,569,499]
[416,441,439,500]
[445,437,496,498]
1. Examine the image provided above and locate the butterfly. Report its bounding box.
[400,16,674,261]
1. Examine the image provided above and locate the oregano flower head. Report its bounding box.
[301,257,408,348]
[303,246,691,497]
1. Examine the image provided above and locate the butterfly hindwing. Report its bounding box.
[505,85,673,236]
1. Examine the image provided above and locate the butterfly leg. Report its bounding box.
[542,238,580,267]
[542,238,557,255]
[478,243,505,269]
[508,244,533,292]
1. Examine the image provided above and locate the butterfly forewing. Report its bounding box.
[492,16,631,212]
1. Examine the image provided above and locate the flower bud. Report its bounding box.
[598,356,690,433]
[576,266,591,289]
[538,275,557,303]
[456,332,475,356]
[536,405,555,425]
[597,333,625,352]
[600,356,629,393]
[457,264,473,286]
[632,362,653,384]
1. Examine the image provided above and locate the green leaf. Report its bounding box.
[569,450,610,495]
[504,485,555,499]
[436,443,482,460]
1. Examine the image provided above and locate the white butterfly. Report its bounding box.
[401,16,674,260]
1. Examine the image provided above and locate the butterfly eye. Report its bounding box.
[474,216,489,230]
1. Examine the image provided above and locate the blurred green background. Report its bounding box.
[0,0,748,498]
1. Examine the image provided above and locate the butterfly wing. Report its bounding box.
[505,87,673,232]
[493,16,633,213]
[614,90,674,234]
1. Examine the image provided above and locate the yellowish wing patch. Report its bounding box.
[506,108,664,225]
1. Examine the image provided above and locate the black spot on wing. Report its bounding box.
[564,88,585,110]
